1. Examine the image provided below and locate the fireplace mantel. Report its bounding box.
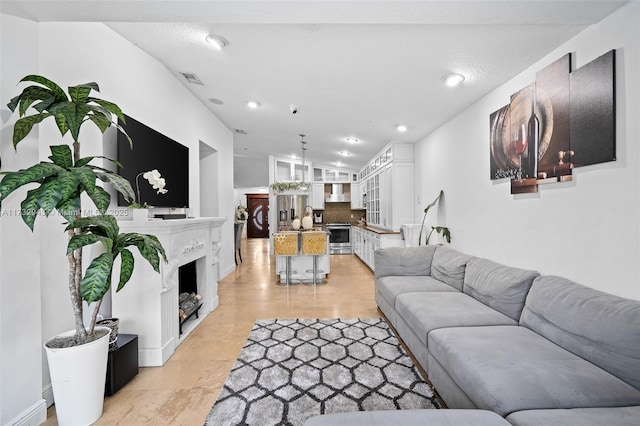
[111,217,226,366]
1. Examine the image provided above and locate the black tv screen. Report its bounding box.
[117,115,189,208]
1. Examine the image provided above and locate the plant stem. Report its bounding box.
[71,140,87,341]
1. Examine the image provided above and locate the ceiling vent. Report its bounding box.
[234,129,248,135]
[180,72,203,86]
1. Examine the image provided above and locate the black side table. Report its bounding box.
[105,334,139,396]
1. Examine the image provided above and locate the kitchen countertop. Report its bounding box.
[353,224,401,235]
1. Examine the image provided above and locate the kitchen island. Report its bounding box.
[273,230,330,284]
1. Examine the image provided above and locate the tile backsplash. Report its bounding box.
[318,202,365,224]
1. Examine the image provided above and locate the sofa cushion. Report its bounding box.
[374,245,437,279]
[520,275,640,390]
[396,292,518,347]
[464,257,539,321]
[304,409,510,426]
[506,406,640,426]
[428,325,640,417]
[377,275,458,309]
[431,246,474,291]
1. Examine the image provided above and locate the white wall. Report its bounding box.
[0,15,48,426]
[413,1,640,300]
[1,19,235,424]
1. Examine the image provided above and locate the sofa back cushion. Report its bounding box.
[374,245,437,279]
[521,275,640,390]
[464,258,539,321]
[430,246,474,292]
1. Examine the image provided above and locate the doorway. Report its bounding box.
[246,194,269,238]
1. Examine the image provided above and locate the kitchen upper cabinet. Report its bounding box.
[311,183,325,210]
[350,182,363,209]
[360,143,414,231]
[313,165,355,183]
[274,157,311,182]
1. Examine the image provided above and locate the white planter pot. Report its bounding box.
[132,208,149,221]
[44,327,111,426]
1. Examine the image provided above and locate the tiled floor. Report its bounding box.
[44,237,380,425]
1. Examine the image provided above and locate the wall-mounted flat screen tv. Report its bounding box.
[117,115,189,208]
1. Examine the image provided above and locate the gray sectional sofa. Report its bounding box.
[305,245,640,425]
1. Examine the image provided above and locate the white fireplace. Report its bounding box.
[111,217,226,366]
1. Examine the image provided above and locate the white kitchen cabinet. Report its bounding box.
[274,157,311,182]
[353,226,402,271]
[350,182,363,209]
[360,143,414,231]
[312,165,356,182]
[311,183,325,210]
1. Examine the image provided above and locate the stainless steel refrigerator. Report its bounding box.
[276,193,309,230]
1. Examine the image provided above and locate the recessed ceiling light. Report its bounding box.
[339,151,352,157]
[290,154,297,160]
[206,34,229,50]
[247,101,260,109]
[345,137,359,144]
[396,125,408,132]
[208,98,224,105]
[335,161,344,167]
[443,72,465,87]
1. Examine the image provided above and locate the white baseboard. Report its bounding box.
[220,263,235,279]
[42,383,54,407]
[7,399,47,426]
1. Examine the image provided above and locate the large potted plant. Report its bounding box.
[0,75,167,425]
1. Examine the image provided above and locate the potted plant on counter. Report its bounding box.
[1,75,167,425]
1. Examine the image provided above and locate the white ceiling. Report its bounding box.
[1,0,630,188]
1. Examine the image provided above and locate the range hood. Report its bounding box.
[326,183,349,202]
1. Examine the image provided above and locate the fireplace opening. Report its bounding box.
[178,260,202,334]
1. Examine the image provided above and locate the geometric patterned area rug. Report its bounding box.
[204,318,440,426]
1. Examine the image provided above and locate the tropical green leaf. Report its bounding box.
[423,190,444,214]
[57,170,81,201]
[87,185,111,214]
[36,178,62,216]
[53,111,70,136]
[114,122,133,148]
[19,75,67,101]
[67,233,113,255]
[418,190,445,245]
[56,195,80,224]
[116,249,135,292]
[20,189,40,231]
[17,86,55,116]
[0,162,63,203]
[80,252,114,303]
[49,145,73,169]
[60,103,90,142]
[91,98,125,123]
[7,94,21,112]
[12,113,51,147]
[32,95,57,113]
[74,156,95,168]
[70,167,97,194]
[68,85,92,104]
[69,214,119,240]
[97,171,135,202]
[136,242,161,273]
[88,111,112,133]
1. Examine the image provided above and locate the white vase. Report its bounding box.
[44,327,111,426]
[132,208,149,221]
[302,215,313,230]
[292,218,301,230]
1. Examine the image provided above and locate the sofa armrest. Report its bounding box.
[374,245,437,278]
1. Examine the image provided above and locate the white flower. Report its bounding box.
[143,170,168,194]
[134,169,169,207]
